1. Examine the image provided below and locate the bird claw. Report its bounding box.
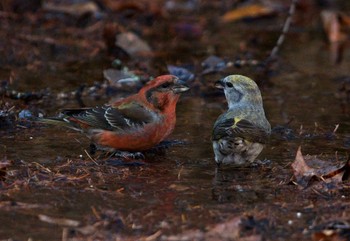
[251,158,271,167]
[89,143,145,160]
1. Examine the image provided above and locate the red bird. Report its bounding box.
[40,75,189,154]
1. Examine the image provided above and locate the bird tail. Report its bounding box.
[35,108,93,131]
[35,117,69,126]
[35,116,82,132]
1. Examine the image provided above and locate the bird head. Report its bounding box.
[215,75,262,108]
[141,75,189,110]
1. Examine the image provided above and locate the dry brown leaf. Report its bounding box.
[320,10,349,64]
[291,146,349,189]
[115,32,152,57]
[291,146,317,187]
[206,216,241,240]
[321,10,345,43]
[221,4,275,23]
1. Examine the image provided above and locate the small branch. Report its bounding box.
[266,0,298,61]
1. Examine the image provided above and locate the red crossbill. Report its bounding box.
[212,75,271,166]
[39,75,189,155]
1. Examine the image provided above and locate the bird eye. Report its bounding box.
[161,82,171,88]
[226,82,233,88]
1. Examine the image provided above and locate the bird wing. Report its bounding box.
[213,116,269,144]
[68,102,157,131]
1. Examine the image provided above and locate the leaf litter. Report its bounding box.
[291,146,350,191]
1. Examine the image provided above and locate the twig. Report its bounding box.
[31,162,52,173]
[38,214,80,227]
[91,206,101,219]
[84,149,99,165]
[332,124,340,134]
[233,0,298,68]
[62,228,68,241]
[144,230,162,241]
[177,165,184,180]
[266,0,298,61]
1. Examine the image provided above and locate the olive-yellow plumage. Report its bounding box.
[212,75,271,166]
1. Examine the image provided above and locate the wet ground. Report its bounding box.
[1,1,350,240]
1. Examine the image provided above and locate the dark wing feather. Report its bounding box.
[67,102,157,131]
[213,117,269,144]
[71,106,118,130]
[116,102,156,126]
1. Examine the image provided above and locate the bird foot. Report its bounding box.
[89,143,145,161]
[105,158,146,166]
[114,151,145,160]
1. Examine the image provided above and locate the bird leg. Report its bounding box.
[251,158,271,167]
[105,151,146,166]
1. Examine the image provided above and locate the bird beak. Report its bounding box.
[214,79,224,89]
[173,79,190,93]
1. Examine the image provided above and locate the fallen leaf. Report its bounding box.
[221,4,275,23]
[201,55,227,74]
[167,65,195,82]
[115,32,152,57]
[291,146,349,189]
[311,220,350,241]
[291,146,317,187]
[206,216,241,240]
[321,10,346,43]
[320,10,349,64]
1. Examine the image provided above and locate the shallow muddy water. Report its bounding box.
[1,1,350,240]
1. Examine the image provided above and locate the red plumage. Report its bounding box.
[40,75,189,152]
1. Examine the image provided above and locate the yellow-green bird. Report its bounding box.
[212,75,271,166]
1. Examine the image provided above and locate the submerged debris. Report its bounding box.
[115,32,152,58]
[167,65,195,82]
[201,55,228,75]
